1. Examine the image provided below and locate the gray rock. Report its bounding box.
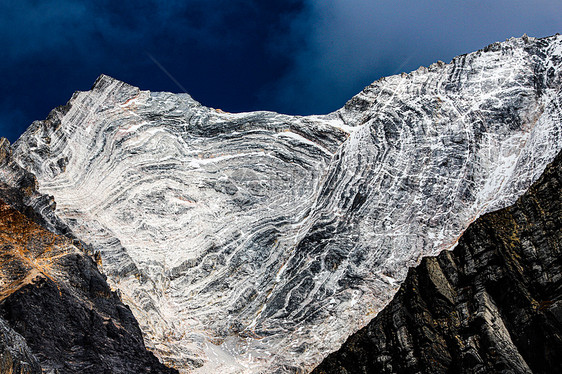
[0,316,41,374]
[313,150,562,373]
[9,34,562,372]
[0,139,177,373]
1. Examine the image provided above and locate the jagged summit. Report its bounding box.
[10,34,562,373]
[92,73,120,88]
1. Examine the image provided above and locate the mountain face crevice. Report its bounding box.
[313,149,562,374]
[0,138,177,374]
[6,34,562,372]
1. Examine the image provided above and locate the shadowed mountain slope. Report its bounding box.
[0,138,177,374]
[313,149,562,373]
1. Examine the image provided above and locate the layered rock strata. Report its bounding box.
[313,147,562,374]
[0,316,40,374]
[0,139,177,374]
[11,34,562,372]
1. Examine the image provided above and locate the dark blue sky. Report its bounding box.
[1,0,561,143]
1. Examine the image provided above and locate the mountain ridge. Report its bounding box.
[7,33,562,373]
[0,137,179,373]
[313,140,562,374]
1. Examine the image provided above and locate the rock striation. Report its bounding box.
[10,34,562,372]
[313,143,562,374]
[0,316,41,374]
[0,138,177,374]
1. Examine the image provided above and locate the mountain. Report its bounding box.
[0,138,178,373]
[313,147,562,374]
[5,34,562,372]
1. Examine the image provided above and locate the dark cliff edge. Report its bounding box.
[0,317,40,374]
[0,138,178,374]
[313,149,562,373]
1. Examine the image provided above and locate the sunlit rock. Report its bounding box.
[12,34,562,373]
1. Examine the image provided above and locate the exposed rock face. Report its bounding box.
[313,147,562,374]
[0,317,41,374]
[0,139,177,374]
[10,34,562,373]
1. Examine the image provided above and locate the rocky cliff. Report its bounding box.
[0,316,40,374]
[313,145,562,374]
[0,138,177,373]
[7,34,562,373]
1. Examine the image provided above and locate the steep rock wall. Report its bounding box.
[0,139,177,374]
[11,34,562,372]
[313,147,562,374]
